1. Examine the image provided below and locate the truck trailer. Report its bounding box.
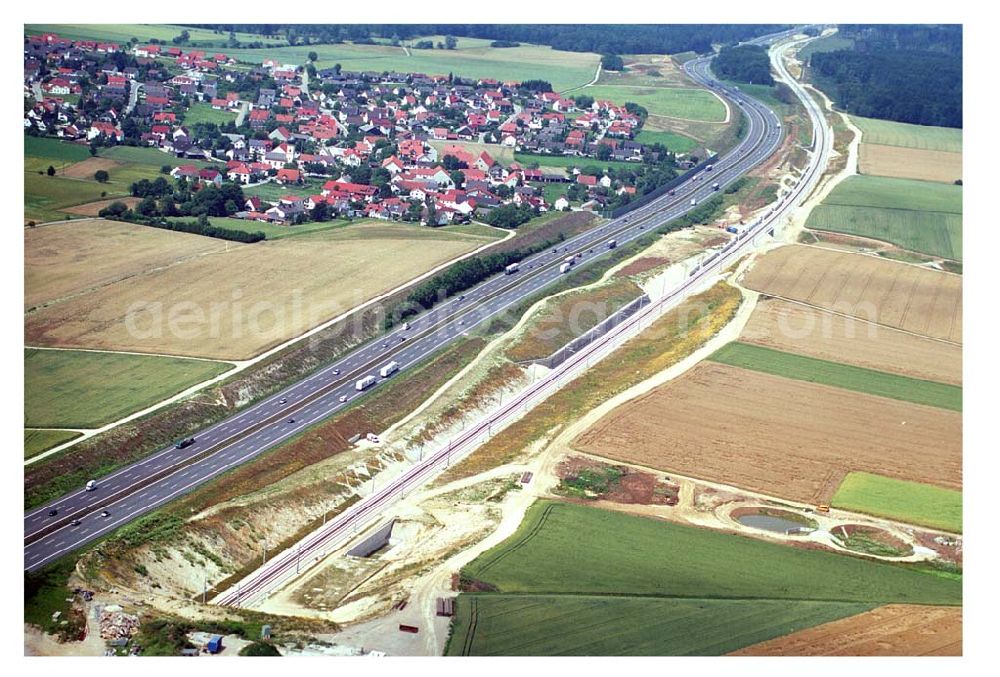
[356,375,377,391]
[379,361,400,378]
[505,263,519,275]
[559,262,572,274]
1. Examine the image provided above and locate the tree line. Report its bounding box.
[189,24,786,56]
[98,202,265,243]
[713,44,774,86]
[384,235,564,327]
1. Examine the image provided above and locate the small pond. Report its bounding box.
[737,513,814,535]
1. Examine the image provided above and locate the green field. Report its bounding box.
[798,35,855,60]
[463,501,962,605]
[583,85,727,122]
[513,152,637,173]
[225,41,600,92]
[451,501,960,655]
[832,472,962,533]
[25,24,265,47]
[530,182,574,206]
[634,129,698,153]
[23,172,129,224]
[429,140,514,165]
[439,222,507,239]
[242,178,328,202]
[98,145,218,168]
[24,138,220,222]
[182,103,236,126]
[23,136,92,163]
[851,116,963,153]
[24,348,231,429]
[447,595,872,656]
[806,175,963,260]
[709,343,962,411]
[24,429,82,460]
[163,215,352,240]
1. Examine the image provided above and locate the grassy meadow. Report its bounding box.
[450,501,961,655]
[24,348,231,429]
[851,116,962,153]
[462,500,962,604]
[24,429,82,460]
[832,472,962,533]
[447,595,871,656]
[583,84,726,122]
[806,175,962,260]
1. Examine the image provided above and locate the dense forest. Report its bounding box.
[837,24,962,56]
[187,24,786,55]
[809,25,962,128]
[712,44,774,86]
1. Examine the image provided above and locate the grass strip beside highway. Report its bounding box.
[708,343,962,411]
[832,472,962,533]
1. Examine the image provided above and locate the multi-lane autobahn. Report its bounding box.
[215,31,832,608]
[24,30,791,572]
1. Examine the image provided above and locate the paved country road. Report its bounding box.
[24,27,802,573]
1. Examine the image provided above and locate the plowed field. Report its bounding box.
[573,362,961,504]
[740,298,962,385]
[731,604,961,656]
[742,246,961,343]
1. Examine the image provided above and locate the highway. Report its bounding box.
[215,30,832,608]
[24,31,789,573]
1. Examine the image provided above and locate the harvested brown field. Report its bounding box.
[60,197,141,216]
[732,604,961,656]
[742,245,962,343]
[860,144,963,184]
[440,282,743,483]
[25,218,227,311]
[58,157,121,179]
[573,362,961,504]
[25,221,498,360]
[741,298,962,385]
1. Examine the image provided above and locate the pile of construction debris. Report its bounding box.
[99,605,139,640]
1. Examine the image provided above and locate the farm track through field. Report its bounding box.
[472,503,555,577]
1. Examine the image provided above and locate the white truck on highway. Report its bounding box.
[379,361,400,378]
[690,198,698,206]
[356,375,377,391]
[505,263,519,275]
[85,480,96,492]
[559,262,572,274]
